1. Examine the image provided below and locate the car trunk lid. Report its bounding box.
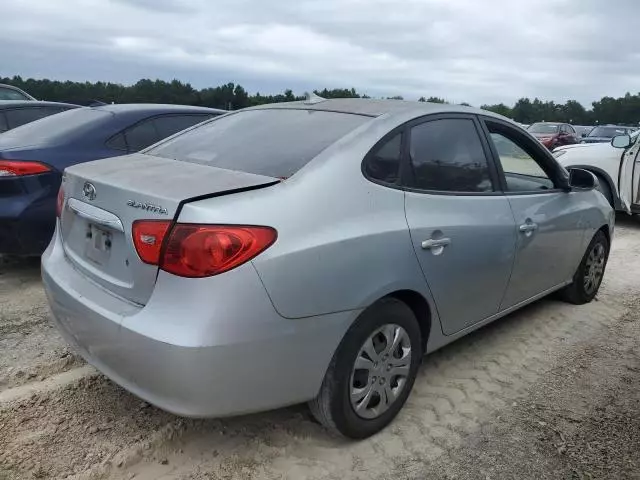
[60,153,278,305]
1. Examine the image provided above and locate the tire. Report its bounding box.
[595,174,615,208]
[560,230,610,305]
[309,298,422,439]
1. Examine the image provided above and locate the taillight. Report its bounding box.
[132,220,172,265]
[132,222,277,278]
[56,185,65,218]
[0,160,50,177]
[162,225,277,278]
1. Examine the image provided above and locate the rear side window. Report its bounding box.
[124,119,160,152]
[408,119,493,193]
[105,132,128,151]
[364,133,402,184]
[146,109,369,178]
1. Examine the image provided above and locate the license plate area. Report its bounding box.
[85,224,112,265]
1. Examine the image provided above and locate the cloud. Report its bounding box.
[2,0,639,106]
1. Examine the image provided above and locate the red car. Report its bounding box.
[527,122,579,150]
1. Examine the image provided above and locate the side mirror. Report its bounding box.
[581,133,587,138]
[568,168,597,190]
[611,134,631,149]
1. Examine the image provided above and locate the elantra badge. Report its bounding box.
[126,200,168,215]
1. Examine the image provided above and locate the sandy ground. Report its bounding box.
[0,216,639,480]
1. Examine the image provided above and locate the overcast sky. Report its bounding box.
[2,0,639,106]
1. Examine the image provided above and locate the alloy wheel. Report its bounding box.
[349,324,412,419]
[583,242,606,295]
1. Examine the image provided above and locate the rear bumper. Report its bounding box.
[0,172,59,255]
[42,227,356,417]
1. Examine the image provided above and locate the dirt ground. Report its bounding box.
[0,216,639,480]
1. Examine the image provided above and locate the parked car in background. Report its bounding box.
[0,103,224,255]
[573,125,594,138]
[0,101,79,133]
[527,122,579,150]
[580,125,635,144]
[555,129,640,214]
[43,98,613,440]
[0,84,36,101]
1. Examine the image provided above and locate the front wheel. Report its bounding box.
[560,230,610,304]
[309,298,422,439]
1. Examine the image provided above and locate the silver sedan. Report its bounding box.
[42,98,614,439]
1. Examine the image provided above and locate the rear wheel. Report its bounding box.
[560,230,609,305]
[309,298,422,439]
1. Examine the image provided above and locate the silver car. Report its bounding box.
[42,98,614,439]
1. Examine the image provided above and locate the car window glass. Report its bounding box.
[408,118,493,193]
[0,87,29,100]
[105,133,128,151]
[364,133,402,184]
[153,114,215,139]
[5,107,54,129]
[147,109,369,178]
[0,113,8,132]
[124,119,161,151]
[489,131,555,192]
[567,125,576,134]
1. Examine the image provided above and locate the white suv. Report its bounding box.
[554,131,640,215]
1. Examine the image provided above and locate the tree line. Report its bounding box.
[3,75,639,126]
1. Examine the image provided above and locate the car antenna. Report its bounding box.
[303,91,326,105]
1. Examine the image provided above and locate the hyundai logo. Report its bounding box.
[82,182,97,201]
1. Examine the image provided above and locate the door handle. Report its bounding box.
[421,238,451,249]
[519,223,538,233]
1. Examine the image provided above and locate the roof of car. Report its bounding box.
[0,100,79,109]
[248,97,501,119]
[92,103,226,114]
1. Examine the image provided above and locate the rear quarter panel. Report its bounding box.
[176,115,435,320]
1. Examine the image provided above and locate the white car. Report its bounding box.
[554,131,640,215]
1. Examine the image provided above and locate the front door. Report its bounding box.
[482,118,586,309]
[618,134,640,213]
[403,116,517,335]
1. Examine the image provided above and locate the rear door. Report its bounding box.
[481,117,585,309]
[403,115,517,335]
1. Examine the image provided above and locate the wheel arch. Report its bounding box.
[569,164,621,210]
[384,289,432,351]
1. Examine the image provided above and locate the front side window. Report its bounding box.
[364,133,402,184]
[408,118,493,193]
[489,128,555,192]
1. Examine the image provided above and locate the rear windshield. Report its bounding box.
[0,107,110,145]
[528,123,560,134]
[588,126,628,138]
[146,109,370,178]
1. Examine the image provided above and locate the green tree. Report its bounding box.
[481,103,512,117]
